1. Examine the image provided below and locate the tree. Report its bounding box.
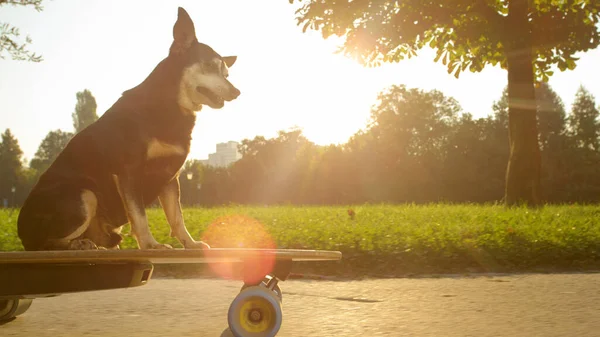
[536,82,567,153]
[568,85,599,151]
[442,113,508,202]
[29,129,73,175]
[493,83,567,151]
[562,85,600,202]
[234,128,314,204]
[0,129,24,206]
[198,166,232,206]
[289,0,600,206]
[178,159,204,206]
[535,83,569,202]
[0,0,44,62]
[373,85,460,201]
[348,85,461,202]
[72,89,98,133]
[492,83,569,201]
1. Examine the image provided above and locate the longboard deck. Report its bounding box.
[0,248,342,264]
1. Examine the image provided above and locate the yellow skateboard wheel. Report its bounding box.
[241,276,282,302]
[228,286,282,337]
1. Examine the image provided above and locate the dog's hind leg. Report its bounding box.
[41,189,101,251]
[158,178,210,249]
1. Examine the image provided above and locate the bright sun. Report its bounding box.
[265,42,364,146]
[282,37,429,147]
[192,25,445,160]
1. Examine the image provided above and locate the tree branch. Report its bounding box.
[474,0,505,27]
[0,0,44,11]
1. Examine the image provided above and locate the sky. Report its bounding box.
[1,0,599,165]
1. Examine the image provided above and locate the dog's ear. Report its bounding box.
[171,7,197,54]
[222,56,237,68]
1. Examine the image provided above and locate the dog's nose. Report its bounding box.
[232,87,240,99]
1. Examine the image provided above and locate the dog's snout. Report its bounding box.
[224,87,240,102]
[222,80,240,102]
[231,87,240,99]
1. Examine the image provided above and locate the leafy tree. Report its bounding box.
[29,129,73,175]
[269,128,313,203]
[288,0,600,206]
[344,129,379,201]
[562,86,600,202]
[535,83,569,202]
[232,131,319,204]
[491,88,509,130]
[198,166,232,206]
[16,166,37,206]
[231,136,273,204]
[0,129,24,206]
[442,113,507,202]
[346,85,461,202]
[568,85,599,151]
[536,82,567,152]
[72,89,98,133]
[492,83,569,201]
[0,0,44,62]
[178,159,204,206]
[494,83,567,150]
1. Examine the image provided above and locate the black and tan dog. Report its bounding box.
[17,7,240,251]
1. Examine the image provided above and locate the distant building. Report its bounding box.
[202,141,242,168]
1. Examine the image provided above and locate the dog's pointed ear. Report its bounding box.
[171,7,197,54]
[223,56,237,68]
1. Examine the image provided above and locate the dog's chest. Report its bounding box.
[144,138,188,179]
[146,138,187,159]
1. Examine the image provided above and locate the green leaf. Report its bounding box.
[454,67,461,79]
[461,60,470,71]
[442,51,450,65]
[302,21,311,33]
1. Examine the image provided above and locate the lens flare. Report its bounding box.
[201,215,276,283]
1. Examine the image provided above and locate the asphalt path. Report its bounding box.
[2,273,600,336]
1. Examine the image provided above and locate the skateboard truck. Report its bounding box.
[240,258,292,284]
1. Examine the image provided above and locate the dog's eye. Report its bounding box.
[220,64,229,78]
[203,62,218,72]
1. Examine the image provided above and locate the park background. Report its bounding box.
[1,0,600,277]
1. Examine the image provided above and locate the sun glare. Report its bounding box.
[201,215,276,283]
[293,35,455,147]
[274,36,414,147]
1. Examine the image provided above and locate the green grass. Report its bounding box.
[2,204,600,276]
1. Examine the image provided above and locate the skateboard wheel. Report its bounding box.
[228,286,282,337]
[241,278,282,302]
[0,299,33,322]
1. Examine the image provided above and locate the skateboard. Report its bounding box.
[0,248,342,337]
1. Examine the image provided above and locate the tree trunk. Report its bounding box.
[504,0,542,206]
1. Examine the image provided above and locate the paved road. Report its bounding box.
[3,273,600,336]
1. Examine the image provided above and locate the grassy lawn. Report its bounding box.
[2,204,600,276]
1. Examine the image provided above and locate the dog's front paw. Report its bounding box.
[183,240,211,250]
[69,239,99,250]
